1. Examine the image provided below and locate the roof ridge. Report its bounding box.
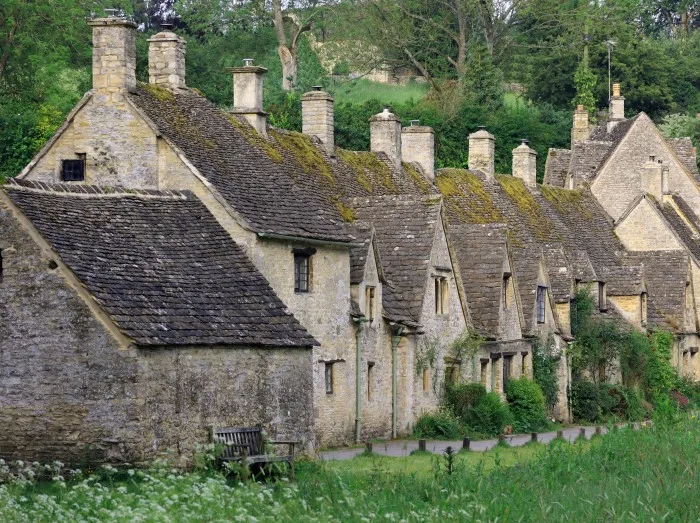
[4,178,191,200]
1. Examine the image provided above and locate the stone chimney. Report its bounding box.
[512,140,537,187]
[572,105,591,144]
[370,108,402,168]
[608,83,625,132]
[88,14,137,98]
[468,126,495,181]
[230,59,268,136]
[302,86,334,155]
[641,156,662,200]
[401,120,435,180]
[147,24,186,91]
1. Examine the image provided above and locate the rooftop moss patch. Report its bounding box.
[270,130,334,184]
[224,114,284,164]
[337,149,395,193]
[142,83,175,102]
[497,175,558,243]
[334,199,356,222]
[540,185,593,219]
[436,169,503,225]
[402,162,433,194]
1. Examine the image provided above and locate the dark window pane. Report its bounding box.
[61,159,85,181]
[294,254,310,292]
[536,286,546,324]
[325,363,333,394]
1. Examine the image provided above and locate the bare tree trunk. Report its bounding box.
[278,45,298,91]
[455,2,468,80]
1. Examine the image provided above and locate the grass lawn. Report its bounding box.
[329,78,429,105]
[2,416,699,521]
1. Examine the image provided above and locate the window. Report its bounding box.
[325,363,334,394]
[480,359,488,387]
[367,362,374,400]
[365,286,376,322]
[536,286,547,324]
[435,276,448,315]
[293,248,315,293]
[641,292,648,324]
[422,368,430,391]
[502,355,513,392]
[444,365,458,385]
[503,273,512,309]
[61,156,85,182]
[598,282,607,311]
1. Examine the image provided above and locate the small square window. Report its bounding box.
[536,286,547,324]
[61,157,85,182]
[325,363,334,394]
[294,254,311,293]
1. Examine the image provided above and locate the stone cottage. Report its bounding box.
[2,14,699,462]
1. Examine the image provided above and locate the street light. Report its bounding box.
[605,40,617,102]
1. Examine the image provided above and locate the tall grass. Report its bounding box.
[2,416,699,521]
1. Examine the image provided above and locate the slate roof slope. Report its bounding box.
[653,195,700,263]
[666,138,699,177]
[4,179,317,347]
[127,84,433,243]
[543,244,573,303]
[448,224,509,338]
[350,195,441,326]
[348,223,373,285]
[626,251,690,332]
[543,149,571,188]
[512,247,544,333]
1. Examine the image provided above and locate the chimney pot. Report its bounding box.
[302,87,334,155]
[160,22,174,30]
[370,108,402,168]
[613,83,621,97]
[468,127,496,181]
[576,104,584,111]
[521,139,529,145]
[402,122,434,181]
[243,58,254,67]
[609,83,625,126]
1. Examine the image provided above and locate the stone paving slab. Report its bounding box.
[319,422,650,460]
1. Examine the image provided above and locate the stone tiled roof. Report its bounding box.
[127,85,432,243]
[350,195,441,326]
[513,247,544,334]
[653,195,700,263]
[627,250,690,333]
[448,224,509,338]
[4,179,317,347]
[348,223,373,285]
[604,264,645,296]
[543,149,571,188]
[543,244,573,304]
[666,137,699,177]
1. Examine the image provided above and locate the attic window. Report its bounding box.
[503,273,512,309]
[365,286,376,322]
[598,282,607,311]
[435,276,448,315]
[61,156,85,182]
[536,286,547,324]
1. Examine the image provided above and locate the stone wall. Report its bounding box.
[23,97,159,188]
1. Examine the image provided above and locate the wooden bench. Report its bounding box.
[211,426,297,479]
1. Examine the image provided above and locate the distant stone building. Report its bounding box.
[1,16,698,463]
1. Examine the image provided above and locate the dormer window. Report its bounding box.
[365,286,376,322]
[536,286,547,324]
[641,292,648,325]
[598,282,607,311]
[61,155,85,182]
[435,276,448,315]
[293,247,315,293]
[503,273,512,309]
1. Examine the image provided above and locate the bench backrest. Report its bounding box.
[213,427,263,458]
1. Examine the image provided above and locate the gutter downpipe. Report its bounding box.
[390,325,405,439]
[354,316,368,443]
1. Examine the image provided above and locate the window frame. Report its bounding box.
[61,156,85,182]
[503,273,512,309]
[365,285,376,322]
[536,285,547,324]
[598,281,607,311]
[367,361,375,400]
[435,276,448,315]
[324,363,334,394]
[293,247,315,293]
[502,355,513,392]
[422,367,430,391]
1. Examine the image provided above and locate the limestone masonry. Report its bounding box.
[1,15,699,463]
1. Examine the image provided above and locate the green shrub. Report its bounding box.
[532,338,559,413]
[413,408,462,439]
[444,382,487,421]
[598,383,622,418]
[675,375,700,407]
[571,380,600,422]
[464,392,513,437]
[505,378,549,432]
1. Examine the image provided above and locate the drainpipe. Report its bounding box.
[390,325,405,439]
[354,317,368,443]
